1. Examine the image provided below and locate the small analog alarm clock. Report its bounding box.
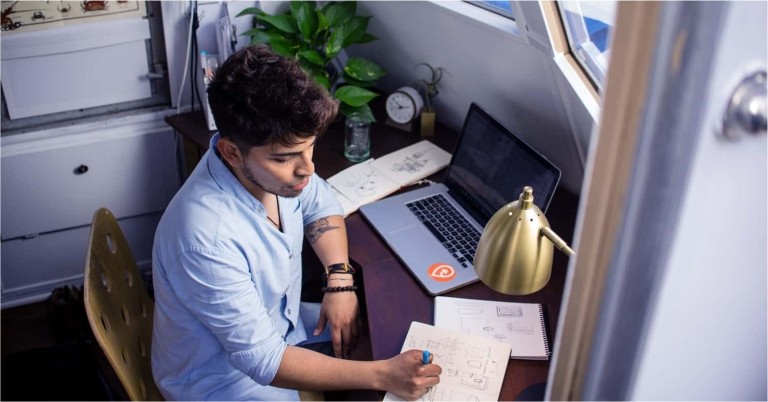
[385,86,424,125]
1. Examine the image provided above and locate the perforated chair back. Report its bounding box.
[84,208,164,401]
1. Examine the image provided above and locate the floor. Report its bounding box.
[1,292,113,401]
[2,300,59,359]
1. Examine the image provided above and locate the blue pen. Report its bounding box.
[422,349,431,364]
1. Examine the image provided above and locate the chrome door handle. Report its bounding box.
[722,71,767,140]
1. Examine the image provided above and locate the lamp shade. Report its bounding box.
[473,186,574,295]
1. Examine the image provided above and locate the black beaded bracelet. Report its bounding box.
[321,285,358,293]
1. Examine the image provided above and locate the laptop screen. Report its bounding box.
[443,103,561,225]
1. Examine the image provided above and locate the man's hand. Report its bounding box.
[382,349,442,400]
[315,289,361,358]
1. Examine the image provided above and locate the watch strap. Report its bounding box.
[324,262,356,277]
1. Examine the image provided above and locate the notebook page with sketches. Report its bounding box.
[433,296,550,360]
[383,321,511,402]
[328,159,401,216]
[327,140,451,216]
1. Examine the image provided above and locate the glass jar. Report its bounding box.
[344,114,371,162]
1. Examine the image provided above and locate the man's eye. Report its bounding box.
[274,157,292,164]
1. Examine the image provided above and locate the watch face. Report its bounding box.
[386,91,417,124]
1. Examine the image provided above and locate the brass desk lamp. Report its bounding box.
[473,186,574,295]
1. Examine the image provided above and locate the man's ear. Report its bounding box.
[216,137,244,167]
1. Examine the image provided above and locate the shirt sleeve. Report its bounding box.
[300,173,344,226]
[165,248,287,386]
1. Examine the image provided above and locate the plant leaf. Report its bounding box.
[269,36,297,58]
[341,73,376,88]
[298,49,326,67]
[341,15,370,47]
[325,26,346,59]
[356,32,378,44]
[291,1,318,42]
[256,14,298,34]
[235,7,265,17]
[323,1,356,27]
[340,103,376,123]
[243,29,271,44]
[335,85,378,107]
[316,9,329,33]
[344,57,386,82]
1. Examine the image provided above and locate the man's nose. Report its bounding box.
[296,153,314,176]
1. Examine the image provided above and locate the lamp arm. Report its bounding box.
[541,226,575,257]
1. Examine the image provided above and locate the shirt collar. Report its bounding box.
[207,133,269,217]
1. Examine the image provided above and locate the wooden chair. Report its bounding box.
[84,208,164,401]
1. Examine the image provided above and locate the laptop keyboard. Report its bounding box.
[406,194,482,268]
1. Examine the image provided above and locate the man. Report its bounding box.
[151,45,441,400]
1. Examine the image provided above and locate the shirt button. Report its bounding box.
[287,308,292,315]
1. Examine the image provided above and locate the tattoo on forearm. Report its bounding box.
[305,218,339,244]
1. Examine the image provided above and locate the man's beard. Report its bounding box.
[240,161,302,198]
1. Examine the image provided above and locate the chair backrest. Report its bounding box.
[83,208,164,401]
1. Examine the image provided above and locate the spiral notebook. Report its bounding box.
[433,296,550,360]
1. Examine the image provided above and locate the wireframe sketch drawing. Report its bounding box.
[390,149,430,175]
[384,322,510,402]
[433,297,550,360]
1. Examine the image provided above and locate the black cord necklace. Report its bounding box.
[267,196,281,229]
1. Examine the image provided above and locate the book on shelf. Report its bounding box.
[326,140,452,216]
[433,296,551,360]
[383,321,511,402]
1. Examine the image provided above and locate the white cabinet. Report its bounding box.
[1,112,180,307]
[0,11,152,119]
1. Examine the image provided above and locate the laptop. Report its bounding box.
[359,103,561,295]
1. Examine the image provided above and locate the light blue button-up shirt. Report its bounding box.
[151,133,342,400]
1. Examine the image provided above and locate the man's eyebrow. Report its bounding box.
[270,138,317,157]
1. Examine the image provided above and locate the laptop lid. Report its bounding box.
[444,103,561,226]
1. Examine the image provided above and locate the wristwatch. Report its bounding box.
[324,262,356,277]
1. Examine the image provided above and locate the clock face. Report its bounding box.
[386,88,422,124]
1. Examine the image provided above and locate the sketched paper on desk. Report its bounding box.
[434,296,550,360]
[383,321,511,402]
[327,140,451,216]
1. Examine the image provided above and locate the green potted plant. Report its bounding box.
[237,1,386,124]
[414,62,444,137]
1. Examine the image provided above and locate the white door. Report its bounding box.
[549,1,767,400]
[629,1,767,399]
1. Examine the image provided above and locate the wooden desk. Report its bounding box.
[164,109,578,401]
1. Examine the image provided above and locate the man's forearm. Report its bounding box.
[305,215,348,267]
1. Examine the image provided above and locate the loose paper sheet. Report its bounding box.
[434,296,549,360]
[383,321,511,402]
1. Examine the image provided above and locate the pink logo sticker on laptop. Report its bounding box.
[427,263,456,282]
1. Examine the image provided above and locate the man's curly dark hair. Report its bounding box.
[206,44,339,150]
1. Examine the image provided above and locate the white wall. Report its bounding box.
[348,1,594,195]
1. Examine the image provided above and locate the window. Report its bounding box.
[557,1,617,90]
[466,1,515,20]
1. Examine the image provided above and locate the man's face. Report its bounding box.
[223,136,317,199]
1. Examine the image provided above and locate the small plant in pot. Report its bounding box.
[237,1,386,124]
[414,62,444,137]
